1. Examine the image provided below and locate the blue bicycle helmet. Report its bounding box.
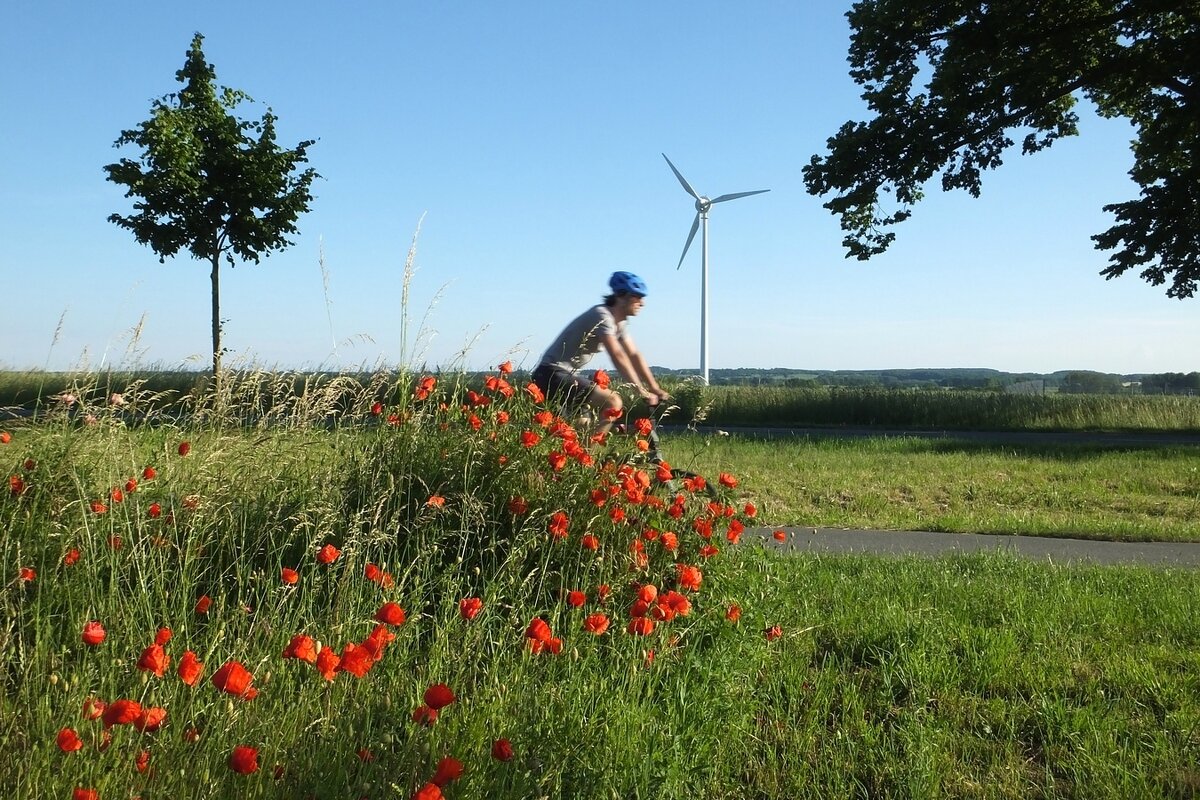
[609,271,648,297]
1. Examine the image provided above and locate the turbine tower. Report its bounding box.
[663,153,768,385]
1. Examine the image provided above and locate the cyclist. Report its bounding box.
[532,271,670,434]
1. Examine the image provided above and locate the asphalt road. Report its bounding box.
[749,527,1200,568]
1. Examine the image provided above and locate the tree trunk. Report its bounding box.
[210,254,222,397]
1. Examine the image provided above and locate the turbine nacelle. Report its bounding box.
[663,153,768,270]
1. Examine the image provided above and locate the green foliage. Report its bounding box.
[698,385,1200,431]
[804,0,1200,298]
[104,33,318,380]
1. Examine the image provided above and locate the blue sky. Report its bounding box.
[3,1,1195,375]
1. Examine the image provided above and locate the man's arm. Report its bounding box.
[602,333,669,402]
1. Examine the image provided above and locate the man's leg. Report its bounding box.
[584,386,623,436]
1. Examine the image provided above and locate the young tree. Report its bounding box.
[105,33,318,388]
[804,1,1199,298]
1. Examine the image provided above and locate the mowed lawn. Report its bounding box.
[663,433,1200,542]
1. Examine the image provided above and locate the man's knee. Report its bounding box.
[589,388,621,415]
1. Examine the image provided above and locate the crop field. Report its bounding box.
[2,370,1199,798]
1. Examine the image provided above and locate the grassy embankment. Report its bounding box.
[1,371,1198,799]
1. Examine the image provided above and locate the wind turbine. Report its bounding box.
[663,153,768,385]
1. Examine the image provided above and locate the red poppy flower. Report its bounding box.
[110,487,124,504]
[0,431,9,444]
[676,564,703,591]
[56,727,84,753]
[228,745,259,775]
[102,699,143,728]
[726,604,742,623]
[459,597,483,620]
[423,683,455,710]
[72,789,98,800]
[546,451,566,471]
[153,627,172,645]
[82,697,106,721]
[282,634,318,663]
[135,748,151,773]
[81,620,106,646]
[651,603,676,622]
[662,591,692,616]
[547,511,569,540]
[374,601,406,626]
[432,756,464,786]
[338,642,374,678]
[18,567,35,582]
[725,519,745,544]
[628,617,656,636]
[773,530,787,542]
[133,706,167,733]
[178,650,204,686]
[699,544,719,558]
[525,617,552,643]
[177,441,191,457]
[137,644,170,677]
[597,584,611,602]
[412,782,444,800]
[581,534,600,551]
[145,502,162,519]
[90,500,107,514]
[316,647,340,680]
[525,382,545,404]
[583,613,610,635]
[426,494,446,508]
[280,568,299,585]
[507,496,528,515]
[413,375,437,400]
[718,472,738,488]
[194,595,212,614]
[764,625,783,641]
[316,543,341,564]
[364,623,395,655]
[637,584,658,604]
[142,465,157,480]
[566,590,586,608]
[743,502,757,518]
[412,705,438,726]
[211,661,256,699]
[491,738,514,761]
[371,401,384,416]
[592,369,611,389]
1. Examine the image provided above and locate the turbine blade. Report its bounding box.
[662,153,700,200]
[676,213,700,270]
[710,189,770,204]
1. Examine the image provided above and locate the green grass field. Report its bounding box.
[2,371,1199,798]
[665,433,1200,542]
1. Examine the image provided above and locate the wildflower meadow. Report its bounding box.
[4,367,1199,799]
[1,366,767,799]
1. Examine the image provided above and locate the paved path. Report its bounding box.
[749,527,1200,567]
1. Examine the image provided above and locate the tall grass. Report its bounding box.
[697,385,1200,431]
[7,376,1200,432]
[1,367,754,798]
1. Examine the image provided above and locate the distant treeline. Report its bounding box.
[651,367,1200,395]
